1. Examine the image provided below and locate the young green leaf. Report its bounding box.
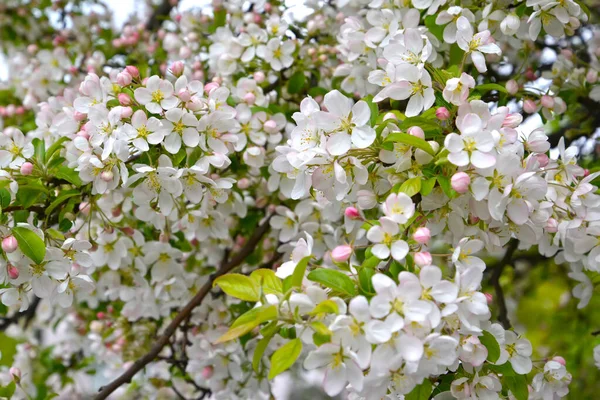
[307,268,357,296]
[291,256,310,288]
[385,133,435,156]
[213,273,260,302]
[398,177,422,197]
[12,226,46,264]
[251,269,283,295]
[287,70,306,94]
[268,338,302,379]
[480,330,501,363]
[405,379,433,400]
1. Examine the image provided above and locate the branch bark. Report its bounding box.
[489,239,519,329]
[0,296,40,331]
[94,215,272,400]
[146,0,175,32]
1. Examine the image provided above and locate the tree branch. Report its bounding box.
[94,214,272,400]
[489,239,519,329]
[0,296,41,331]
[146,0,175,32]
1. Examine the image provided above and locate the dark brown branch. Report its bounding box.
[146,0,175,31]
[0,296,41,331]
[489,239,519,329]
[94,215,272,400]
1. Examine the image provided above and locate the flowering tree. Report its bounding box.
[0,0,599,398]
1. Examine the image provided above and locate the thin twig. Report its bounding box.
[94,215,272,400]
[0,296,41,331]
[489,239,519,329]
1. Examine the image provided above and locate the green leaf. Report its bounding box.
[0,188,10,209]
[437,175,455,198]
[12,226,46,264]
[310,321,331,336]
[253,333,274,373]
[398,177,422,197]
[209,8,227,33]
[33,138,45,166]
[46,190,81,217]
[213,273,260,302]
[307,268,357,296]
[385,133,435,156]
[480,331,501,363]
[287,71,306,94]
[420,177,436,196]
[45,137,69,163]
[291,256,310,289]
[475,83,507,94]
[251,269,283,295]
[0,381,16,398]
[405,379,433,400]
[363,95,378,127]
[216,305,277,343]
[358,267,376,296]
[309,299,339,316]
[505,375,528,400]
[55,165,83,186]
[268,338,302,379]
[15,185,45,208]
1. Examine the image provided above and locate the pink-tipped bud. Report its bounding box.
[503,113,523,128]
[237,178,250,189]
[451,172,470,194]
[523,99,537,114]
[584,168,590,177]
[204,82,219,94]
[345,207,360,219]
[243,92,256,104]
[27,44,38,54]
[540,95,554,109]
[253,71,266,83]
[100,171,114,182]
[73,111,87,122]
[20,162,34,175]
[177,89,191,102]
[116,71,132,86]
[436,107,450,121]
[414,251,432,267]
[170,61,185,77]
[408,126,425,139]
[545,218,558,233]
[535,153,549,167]
[202,366,214,379]
[7,265,19,280]
[413,227,431,244]
[263,119,278,133]
[9,367,21,382]
[525,68,536,81]
[118,93,131,106]
[125,65,139,77]
[484,293,493,304]
[586,70,598,84]
[120,107,133,119]
[505,79,519,95]
[383,112,398,121]
[331,245,352,263]
[552,356,566,366]
[97,312,106,319]
[2,236,18,253]
[79,202,91,215]
[159,232,170,243]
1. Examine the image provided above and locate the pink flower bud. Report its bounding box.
[505,79,519,95]
[383,112,397,121]
[77,130,90,140]
[15,106,25,115]
[177,89,191,102]
[253,13,262,24]
[523,99,537,114]
[97,312,106,319]
[545,218,558,233]
[7,265,19,280]
[503,113,523,128]
[552,356,566,366]
[451,172,470,194]
[100,171,114,182]
[436,107,450,121]
[20,162,34,175]
[253,71,266,83]
[179,46,192,59]
[408,126,425,139]
[27,44,38,54]
[584,168,590,177]
[535,153,549,167]
[263,119,278,133]
[170,61,185,77]
[237,178,250,189]
[484,293,493,304]
[525,68,536,81]
[413,227,431,244]
[586,70,598,84]
[9,367,21,381]
[204,82,220,94]
[414,251,432,267]
[540,95,554,109]
[307,48,316,56]
[212,76,223,84]
[202,366,214,379]
[264,2,272,12]
[243,92,256,104]
[120,107,133,119]
[73,111,87,121]
[118,93,131,106]
[2,236,18,253]
[331,245,352,263]
[159,233,170,243]
[125,65,139,77]
[344,207,360,219]
[116,72,132,86]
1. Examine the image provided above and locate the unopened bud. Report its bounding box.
[436,107,450,121]
[170,61,185,77]
[414,251,432,267]
[505,79,519,95]
[120,107,133,119]
[253,71,266,83]
[451,172,470,194]
[202,366,214,379]
[484,293,493,304]
[237,178,250,189]
[408,126,425,139]
[535,153,549,167]
[118,93,131,106]
[243,92,256,104]
[540,95,554,109]
[9,367,21,383]
[344,207,360,219]
[545,218,558,233]
[20,162,34,175]
[100,171,114,182]
[552,356,566,366]
[331,245,352,263]
[7,265,19,280]
[523,99,537,114]
[116,71,132,86]
[2,236,18,253]
[413,227,431,244]
[503,113,523,128]
[263,119,278,133]
[125,65,139,77]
